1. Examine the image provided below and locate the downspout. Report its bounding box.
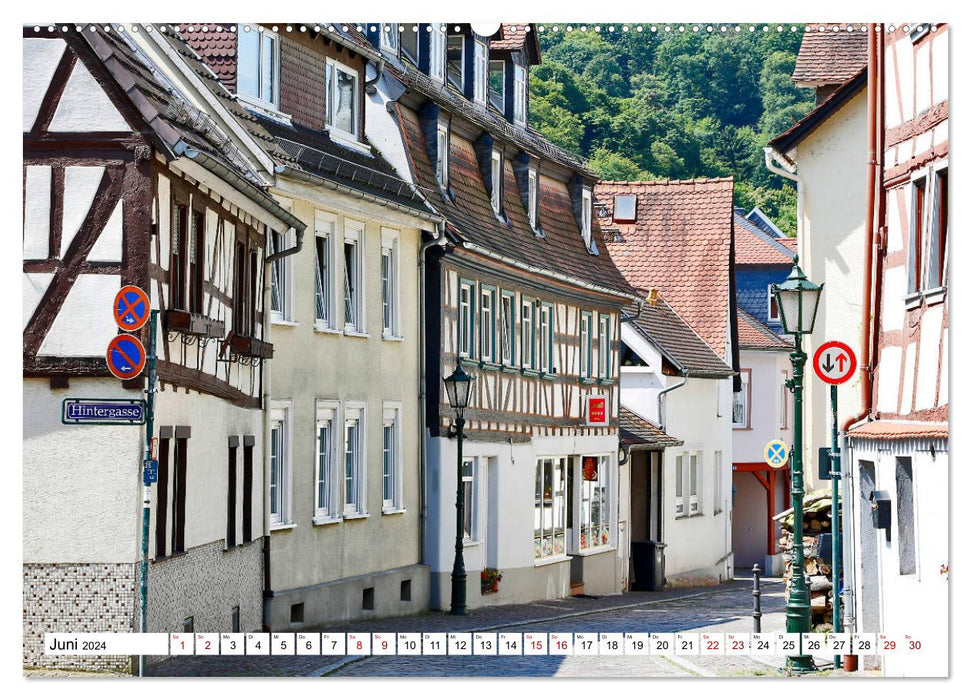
[619,300,644,325]
[843,22,880,432]
[261,223,303,627]
[617,301,643,469]
[657,368,689,432]
[418,221,447,566]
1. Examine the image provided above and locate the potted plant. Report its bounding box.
[481,567,502,594]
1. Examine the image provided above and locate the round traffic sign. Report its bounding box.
[114,285,151,332]
[764,440,789,469]
[106,334,146,380]
[813,341,857,385]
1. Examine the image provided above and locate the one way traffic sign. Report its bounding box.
[813,341,857,385]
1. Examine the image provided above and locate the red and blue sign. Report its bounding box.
[106,334,146,380]
[113,285,151,332]
[813,340,858,385]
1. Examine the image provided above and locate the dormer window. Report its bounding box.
[401,24,419,65]
[435,123,449,189]
[581,187,593,249]
[429,24,446,82]
[325,59,360,141]
[513,65,527,126]
[447,33,464,90]
[489,60,505,112]
[473,40,488,105]
[613,194,637,223]
[528,166,539,231]
[237,25,279,109]
[491,150,504,216]
[381,24,399,55]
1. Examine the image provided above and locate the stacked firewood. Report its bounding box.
[773,490,839,627]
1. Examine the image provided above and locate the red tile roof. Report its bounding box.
[734,214,795,266]
[848,420,948,440]
[779,237,798,252]
[178,24,238,93]
[619,407,683,449]
[768,66,867,152]
[737,309,792,351]
[597,179,735,357]
[626,299,734,378]
[491,24,541,63]
[396,106,636,298]
[792,24,869,87]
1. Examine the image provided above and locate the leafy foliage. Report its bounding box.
[530,26,815,235]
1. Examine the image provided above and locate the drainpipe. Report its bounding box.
[843,22,880,433]
[619,299,644,325]
[657,369,689,432]
[418,221,447,566]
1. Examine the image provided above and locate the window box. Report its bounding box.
[164,309,225,339]
[229,333,274,359]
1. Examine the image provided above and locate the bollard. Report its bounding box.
[752,564,762,633]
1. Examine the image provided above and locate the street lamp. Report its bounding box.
[772,255,823,674]
[444,364,473,615]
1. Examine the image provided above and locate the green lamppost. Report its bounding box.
[772,256,823,674]
[444,364,473,615]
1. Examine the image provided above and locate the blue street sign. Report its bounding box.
[62,398,147,425]
[143,459,158,484]
[764,439,790,469]
[106,334,146,380]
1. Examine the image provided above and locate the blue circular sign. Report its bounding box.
[106,334,146,380]
[114,285,150,332]
[764,440,790,469]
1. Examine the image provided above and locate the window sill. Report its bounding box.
[382,334,406,342]
[222,539,258,553]
[237,94,291,123]
[580,377,598,385]
[533,555,571,568]
[732,426,753,431]
[326,127,372,156]
[270,522,297,532]
[540,372,557,381]
[500,365,520,374]
[152,550,187,564]
[271,318,298,328]
[675,512,705,521]
[597,378,616,387]
[904,291,923,310]
[924,287,947,306]
[343,512,369,520]
[381,507,407,516]
[479,360,502,371]
[572,545,616,557]
[314,324,342,336]
[521,368,542,378]
[462,538,480,547]
[343,330,370,339]
[312,515,342,527]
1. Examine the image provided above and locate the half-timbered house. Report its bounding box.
[158,24,440,628]
[843,23,948,677]
[367,23,640,607]
[23,25,302,671]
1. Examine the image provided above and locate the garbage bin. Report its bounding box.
[631,540,666,591]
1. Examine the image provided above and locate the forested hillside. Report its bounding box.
[530,26,815,235]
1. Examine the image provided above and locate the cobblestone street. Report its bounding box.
[149,576,843,678]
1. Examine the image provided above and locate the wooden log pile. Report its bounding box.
[773,490,841,628]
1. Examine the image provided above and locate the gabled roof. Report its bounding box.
[792,24,868,87]
[490,24,541,64]
[619,406,683,450]
[625,299,734,379]
[598,179,735,356]
[768,66,867,153]
[737,309,793,351]
[848,420,948,440]
[56,26,301,233]
[734,214,795,266]
[395,106,636,297]
[745,205,786,238]
[160,26,432,218]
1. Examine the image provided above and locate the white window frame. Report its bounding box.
[342,402,367,517]
[580,311,592,379]
[458,279,476,359]
[462,456,477,542]
[780,370,790,430]
[767,285,780,322]
[325,58,361,142]
[500,290,517,367]
[598,314,610,379]
[269,228,293,323]
[539,302,553,373]
[521,297,535,370]
[581,187,593,249]
[429,24,446,82]
[236,25,280,110]
[343,219,366,334]
[491,149,504,217]
[688,452,701,515]
[480,286,496,363]
[489,59,505,112]
[713,451,723,515]
[923,161,949,292]
[675,454,685,517]
[314,211,338,331]
[513,64,527,125]
[534,457,568,560]
[578,455,611,551]
[733,369,751,429]
[382,402,404,513]
[400,23,419,66]
[528,165,540,232]
[473,40,488,105]
[380,23,399,55]
[446,32,464,91]
[269,401,293,528]
[435,122,450,189]
[314,400,339,522]
[381,228,401,339]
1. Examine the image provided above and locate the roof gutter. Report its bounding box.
[657,368,689,433]
[273,163,440,224]
[764,145,800,182]
[174,143,305,235]
[619,299,644,324]
[461,240,640,303]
